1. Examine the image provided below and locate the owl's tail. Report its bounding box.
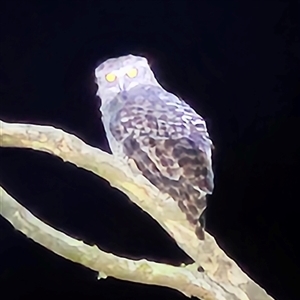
[195,208,206,240]
[195,224,205,240]
[180,195,207,240]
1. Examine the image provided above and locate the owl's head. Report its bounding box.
[95,54,159,103]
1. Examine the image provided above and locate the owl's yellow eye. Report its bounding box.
[105,73,117,82]
[126,68,138,78]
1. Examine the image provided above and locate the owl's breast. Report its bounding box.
[101,85,213,160]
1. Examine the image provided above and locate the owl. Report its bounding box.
[95,54,214,240]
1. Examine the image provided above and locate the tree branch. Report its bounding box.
[0,120,274,300]
[0,185,227,299]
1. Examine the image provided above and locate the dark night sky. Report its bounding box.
[0,1,299,299]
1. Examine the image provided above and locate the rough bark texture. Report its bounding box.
[0,120,274,300]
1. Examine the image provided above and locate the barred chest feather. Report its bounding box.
[101,84,214,240]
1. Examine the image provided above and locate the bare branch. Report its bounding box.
[0,185,230,299]
[0,120,274,300]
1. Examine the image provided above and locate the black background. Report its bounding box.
[0,1,299,299]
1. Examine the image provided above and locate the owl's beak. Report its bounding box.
[118,78,125,90]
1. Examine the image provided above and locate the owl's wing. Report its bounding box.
[108,86,214,240]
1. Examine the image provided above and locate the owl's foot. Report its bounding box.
[125,157,143,176]
[160,190,175,204]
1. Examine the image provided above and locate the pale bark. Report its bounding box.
[0,120,274,300]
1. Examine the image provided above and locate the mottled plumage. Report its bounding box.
[95,54,214,240]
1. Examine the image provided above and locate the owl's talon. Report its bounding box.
[125,157,142,176]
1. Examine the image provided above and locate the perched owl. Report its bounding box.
[95,54,214,240]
